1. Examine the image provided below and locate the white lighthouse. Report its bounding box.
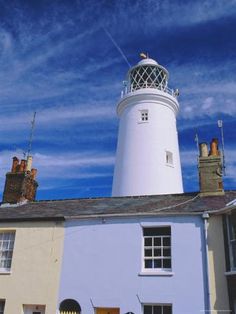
[112,55,183,196]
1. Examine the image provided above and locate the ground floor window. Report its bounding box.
[143,304,172,314]
[23,304,45,314]
[0,300,5,314]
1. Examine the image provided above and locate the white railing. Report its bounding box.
[120,83,176,98]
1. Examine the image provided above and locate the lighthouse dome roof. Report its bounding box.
[137,58,158,66]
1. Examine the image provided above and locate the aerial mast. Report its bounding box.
[24,111,36,172]
[217,120,226,175]
[27,111,36,158]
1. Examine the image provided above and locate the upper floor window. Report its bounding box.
[166,151,173,165]
[140,110,149,122]
[143,227,171,271]
[0,231,15,272]
[144,304,172,314]
[0,300,5,314]
[227,212,236,270]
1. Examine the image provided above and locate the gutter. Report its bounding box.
[206,203,236,215]
[0,216,65,223]
[64,210,204,220]
[202,212,211,314]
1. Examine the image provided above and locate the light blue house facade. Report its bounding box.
[58,210,208,314]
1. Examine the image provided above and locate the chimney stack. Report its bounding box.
[2,156,38,204]
[198,138,224,196]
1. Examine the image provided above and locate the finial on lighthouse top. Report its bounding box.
[138,52,158,66]
[140,52,149,59]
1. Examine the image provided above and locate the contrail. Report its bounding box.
[102,27,131,68]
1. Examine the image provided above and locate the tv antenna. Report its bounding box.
[27,111,37,158]
[217,120,226,175]
[194,133,199,155]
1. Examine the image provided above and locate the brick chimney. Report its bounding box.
[198,138,224,196]
[2,156,38,204]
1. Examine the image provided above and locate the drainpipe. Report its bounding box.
[202,211,211,314]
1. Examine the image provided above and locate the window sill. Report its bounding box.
[0,271,11,275]
[225,271,236,276]
[165,163,174,168]
[139,271,174,277]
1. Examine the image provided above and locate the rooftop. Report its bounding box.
[0,191,236,222]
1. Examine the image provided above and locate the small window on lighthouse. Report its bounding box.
[140,110,149,122]
[166,151,173,165]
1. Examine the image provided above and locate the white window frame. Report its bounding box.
[142,226,171,273]
[0,231,15,273]
[139,109,149,123]
[143,304,172,314]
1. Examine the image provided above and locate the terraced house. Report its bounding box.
[0,185,235,313]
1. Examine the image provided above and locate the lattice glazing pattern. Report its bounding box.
[129,65,168,91]
[0,232,15,271]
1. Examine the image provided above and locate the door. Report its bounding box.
[23,305,46,314]
[96,308,120,314]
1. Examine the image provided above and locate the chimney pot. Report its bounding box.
[31,168,37,180]
[199,143,208,157]
[26,156,33,172]
[19,159,27,172]
[209,138,219,156]
[11,157,19,173]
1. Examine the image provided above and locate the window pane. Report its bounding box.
[230,213,236,239]
[144,305,152,314]
[145,238,152,246]
[163,248,171,257]
[232,241,236,268]
[0,300,5,312]
[154,259,162,268]
[145,260,153,268]
[154,248,161,257]
[163,259,171,269]
[163,306,172,314]
[153,306,162,314]
[154,237,161,246]
[144,227,170,236]
[163,237,170,246]
[145,249,152,257]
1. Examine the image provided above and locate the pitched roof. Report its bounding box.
[0,191,236,222]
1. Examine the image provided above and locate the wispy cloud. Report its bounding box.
[0,0,234,199]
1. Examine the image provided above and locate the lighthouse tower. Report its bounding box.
[112,55,183,196]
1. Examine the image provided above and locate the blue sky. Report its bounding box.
[0,0,235,200]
